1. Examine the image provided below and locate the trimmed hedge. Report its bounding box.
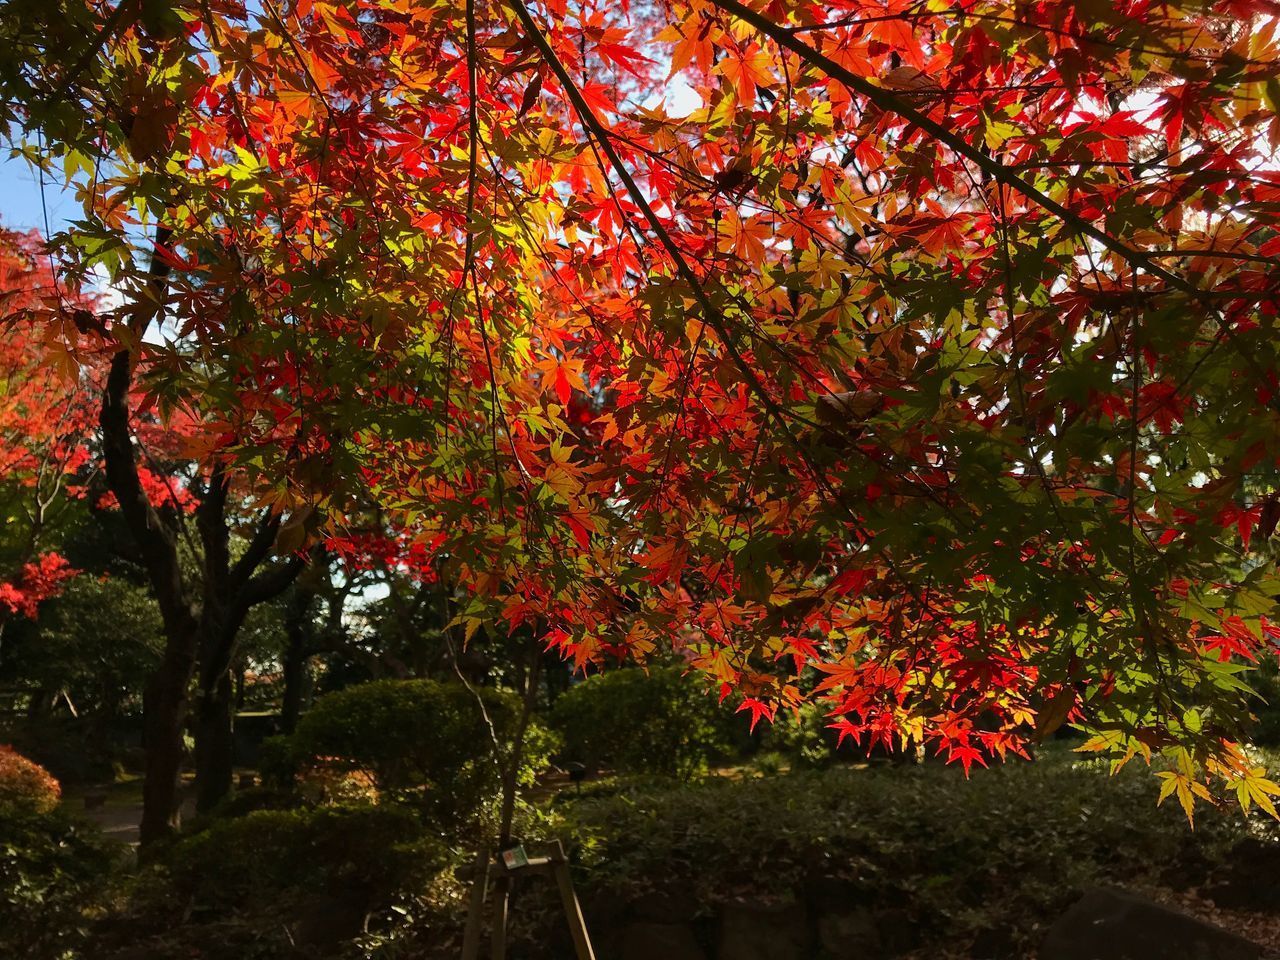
[552,751,1256,958]
[270,679,555,830]
[551,665,738,779]
[164,803,447,910]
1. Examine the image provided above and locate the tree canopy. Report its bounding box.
[3,0,1280,817]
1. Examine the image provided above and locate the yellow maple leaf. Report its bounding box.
[1228,768,1280,818]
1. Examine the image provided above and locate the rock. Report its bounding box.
[816,908,882,959]
[718,901,810,960]
[618,922,707,960]
[1040,888,1261,960]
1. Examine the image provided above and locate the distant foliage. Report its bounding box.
[552,666,737,779]
[1250,662,1280,749]
[11,575,164,722]
[760,702,841,769]
[0,554,76,620]
[282,679,555,828]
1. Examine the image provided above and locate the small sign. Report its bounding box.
[500,845,530,871]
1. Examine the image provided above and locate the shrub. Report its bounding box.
[284,679,555,828]
[0,748,119,956]
[163,804,447,911]
[551,665,737,779]
[0,744,60,814]
[553,751,1253,958]
[83,803,459,960]
[1,719,121,786]
[256,733,299,789]
[759,701,841,769]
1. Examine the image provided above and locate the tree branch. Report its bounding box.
[708,0,1205,298]
[99,224,193,634]
[239,554,306,612]
[195,461,231,593]
[229,508,282,588]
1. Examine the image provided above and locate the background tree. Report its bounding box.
[0,227,93,642]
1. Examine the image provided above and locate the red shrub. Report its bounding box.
[0,745,61,814]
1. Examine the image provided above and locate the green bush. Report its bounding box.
[551,665,737,779]
[163,804,446,911]
[254,733,300,789]
[0,805,119,957]
[82,804,459,960]
[283,679,555,828]
[555,751,1254,958]
[759,701,841,769]
[1,720,116,787]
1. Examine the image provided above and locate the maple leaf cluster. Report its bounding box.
[3,0,1280,815]
[0,553,78,620]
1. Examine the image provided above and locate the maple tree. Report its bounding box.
[0,227,92,633]
[0,221,316,841]
[3,0,1280,828]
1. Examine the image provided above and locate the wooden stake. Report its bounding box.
[465,839,595,960]
[551,840,596,960]
[489,874,510,960]
[461,845,489,960]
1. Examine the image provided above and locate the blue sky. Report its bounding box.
[0,150,77,234]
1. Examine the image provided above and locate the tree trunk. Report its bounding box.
[193,668,235,813]
[497,639,542,846]
[281,590,312,733]
[99,224,202,848]
[25,686,56,719]
[280,646,308,733]
[192,553,304,810]
[139,639,196,846]
[192,597,246,813]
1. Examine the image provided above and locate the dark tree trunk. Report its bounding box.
[281,587,313,733]
[191,565,302,811]
[25,686,56,719]
[104,342,203,845]
[280,644,308,733]
[138,641,196,845]
[193,668,235,812]
[543,648,572,703]
[99,225,204,847]
[192,599,249,814]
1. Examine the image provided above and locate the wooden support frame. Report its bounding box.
[461,840,595,960]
